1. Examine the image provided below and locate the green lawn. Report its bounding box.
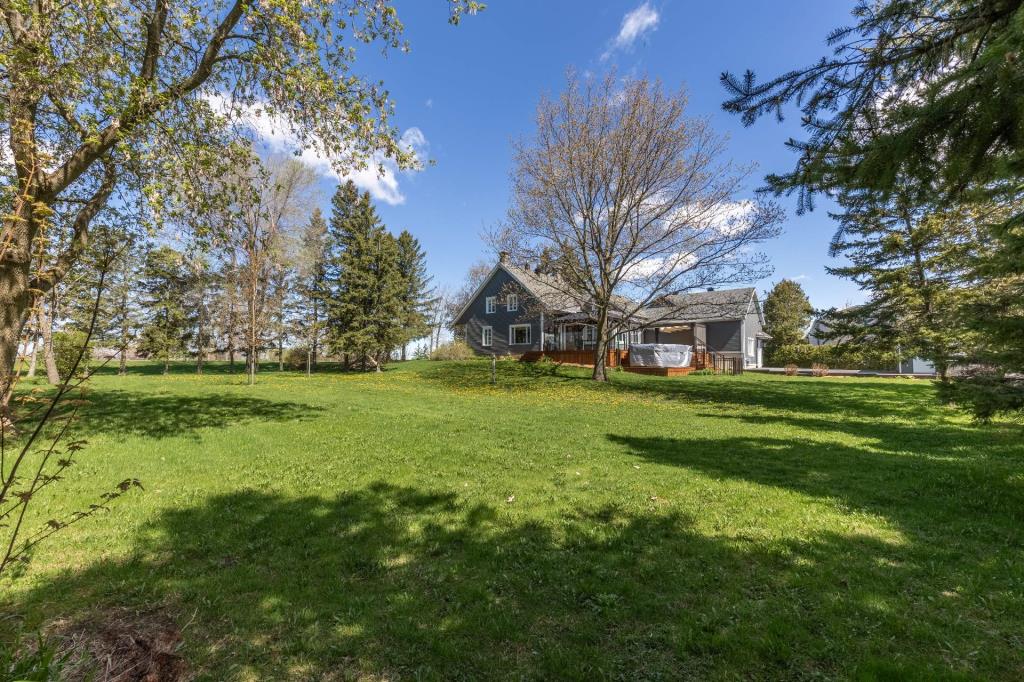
[2,360,1023,680]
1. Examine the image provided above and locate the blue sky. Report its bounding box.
[296,1,866,310]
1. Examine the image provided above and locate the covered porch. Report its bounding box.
[543,312,643,353]
[523,314,741,375]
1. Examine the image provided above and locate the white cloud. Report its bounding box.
[792,274,810,282]
[602,3,660,60]
[425,98,433,109]
[205,94,427,205]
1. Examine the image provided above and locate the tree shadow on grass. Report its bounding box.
[690,410,1024,464]
[70,389,323,440]
[414,360,952,422]
[607,431,1024,568]
[88,360,368,378]
[4,482,1018,679]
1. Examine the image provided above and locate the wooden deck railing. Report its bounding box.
[521,345,743,375]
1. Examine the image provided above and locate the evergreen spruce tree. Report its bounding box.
[62,225,144,375]
[139,246,193,374]
[395,230,433,361]
[326,181,405,370]
[825,183,984,380]
[762,279,814,364]
[722,1,1024,412]
[970,215,1024,374]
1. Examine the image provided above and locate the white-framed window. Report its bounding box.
[481,326,493,347]
[746,337,755,357]
[507,293,518,312]
[485,296,496,314]
[581,325,596,343]
[509,324,532,345]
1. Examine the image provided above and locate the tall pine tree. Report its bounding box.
[395,230,433,361]
[64,225,144,375]
[825,183,983,380]
[139,246,193,374]
[722,1,1024,411]
[326,181,405,371]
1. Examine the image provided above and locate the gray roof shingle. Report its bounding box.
[641,288,755,322]
[494,262,755,323]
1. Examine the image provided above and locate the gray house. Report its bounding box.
[452,255,769,368]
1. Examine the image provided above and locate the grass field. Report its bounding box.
[2,359,1023,680]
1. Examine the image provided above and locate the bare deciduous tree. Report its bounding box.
[493,72,784,380]
[223,157,314,385]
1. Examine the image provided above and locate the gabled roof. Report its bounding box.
[502,263,583,313]
[452,258,760,326]
[451,262,583,325]
[642,287,757,323]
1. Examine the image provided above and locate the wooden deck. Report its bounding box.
[520,346,744,376]
[622,366,694,376]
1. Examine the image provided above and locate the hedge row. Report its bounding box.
[767,343,899,371]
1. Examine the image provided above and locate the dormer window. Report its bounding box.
[507,293,518,312]
[485,296,496,314]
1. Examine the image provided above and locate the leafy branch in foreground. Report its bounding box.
[0,254,141,577]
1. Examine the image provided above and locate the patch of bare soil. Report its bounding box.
[47,607,188,681]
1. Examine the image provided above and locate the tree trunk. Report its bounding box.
[39,303,60,385]
[278,332,284,371]
[118,350,127,376]
[196,312,205,375]
[311,297,319,367]
[26,309,40,379]
[0,162,43,410]
[401,344,407,362]
[591,314,609,382]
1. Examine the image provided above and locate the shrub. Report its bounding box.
[51,330,94,381]
[783,363,799,376]
[811,362,830,377]
[770,342,897,371]
[430,341,474,361]
[528,355,561,376]
[690,368,717,376]
[283,346,310,370]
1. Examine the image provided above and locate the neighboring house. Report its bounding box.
[805,316,936,374]
[451,254,769,368]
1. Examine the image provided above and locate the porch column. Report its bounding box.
[540,310,545,351]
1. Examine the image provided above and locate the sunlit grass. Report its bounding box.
[2,359,1021,680]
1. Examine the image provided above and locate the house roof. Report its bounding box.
[450,261,584,325]
[642,288,756,323]
[452,258,759,326]
[502,263,583,313]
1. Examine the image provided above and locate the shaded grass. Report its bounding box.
[2,359,1022,680]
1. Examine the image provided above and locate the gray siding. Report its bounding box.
[455,268,542,355]
[706,320,741,354]
[742,302,764,365]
